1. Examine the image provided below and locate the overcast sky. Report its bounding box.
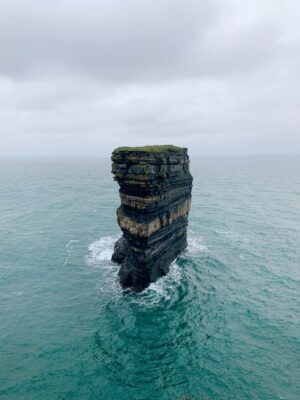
[0,0,299,156]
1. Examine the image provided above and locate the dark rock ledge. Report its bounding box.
[111,145,193,291]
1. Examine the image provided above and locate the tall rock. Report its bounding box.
[111,145,193,291]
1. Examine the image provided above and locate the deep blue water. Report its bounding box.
[0,156,299,400]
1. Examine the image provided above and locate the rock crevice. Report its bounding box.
[111,145,193,291]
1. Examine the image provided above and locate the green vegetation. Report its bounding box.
[113,145,187,155]
[142,164,152,174]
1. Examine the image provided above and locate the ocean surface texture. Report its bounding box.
[0,157,299,400]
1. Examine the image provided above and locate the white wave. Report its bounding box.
[66,239,79,248]
[85,234,120,266]
[148,261,181,294]
[86,234,206,266]
[214,229,241,240]
[214,229,226,234]
[129,261,183,307]
[64,239,80,266]
[187,235,208,254]
[85,234,198,307]
[85,235,122,298]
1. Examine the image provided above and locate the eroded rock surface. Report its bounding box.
[111,145,193,291]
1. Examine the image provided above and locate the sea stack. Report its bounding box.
[111,145,193,291]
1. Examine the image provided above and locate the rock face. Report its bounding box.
[111,145,193,291]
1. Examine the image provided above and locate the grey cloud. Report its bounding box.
[0,0,219,80]
[0,0,299,156]
[0,0,285,81]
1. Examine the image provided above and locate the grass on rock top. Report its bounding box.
[112,145,187,155]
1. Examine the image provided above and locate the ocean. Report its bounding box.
[0,156,299,400]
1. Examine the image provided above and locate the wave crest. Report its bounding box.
[85,233,207,307]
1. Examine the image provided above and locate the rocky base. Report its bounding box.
[111,145,193,291]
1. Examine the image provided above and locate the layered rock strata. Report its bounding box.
[111,145,193,291]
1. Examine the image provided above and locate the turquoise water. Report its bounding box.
[0,156,299,400]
